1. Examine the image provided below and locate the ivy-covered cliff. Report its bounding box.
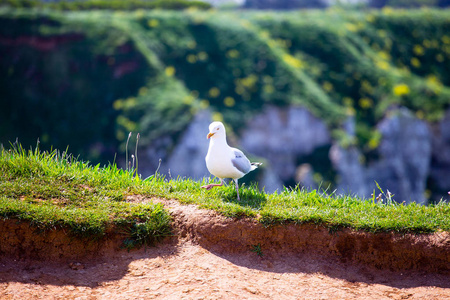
[1,7,449,202]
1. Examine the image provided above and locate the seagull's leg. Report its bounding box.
[201,178,224,190]
[234,179,240,201]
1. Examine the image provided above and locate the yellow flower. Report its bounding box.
[226,49,240,59]
[138,87,148,96]
[378,51,391,60]
[410,57,421,68]
[377,30,387,38]
[359,98,373,109]
[199,100,210,109]
[148,19,159,28]
[345,23,358,32]
[165,66,175,77]
[212,112,223,122]
[263,84,275,94]
[183,95,195,105]
[366,14,375,23]
[224,97,235,107]
[124,97,137,108]
[393,84,410,96]
[346,106,356,116]
[343,97,353,106]
[368,131,382,150]
[376,60,390,71]
[134,9,145,19]
[113,99,123,110]
[235,85,245,95]
[382,6,394,15]
[275,39,291,48]
[187,40,197,49]
[413,45,425,56]
[239,74,258,88]
[322,81,333,92]
[208,87,220,98]
[186,54,197,64]
[426,75,443,94]
[282,53,303,69]
[198,51,208,61]
[117,116,137,132]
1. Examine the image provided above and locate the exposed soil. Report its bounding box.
[1,197,449,299]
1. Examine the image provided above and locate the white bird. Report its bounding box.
[201,121,261,201]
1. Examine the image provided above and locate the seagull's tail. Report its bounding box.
[250,162,262,171]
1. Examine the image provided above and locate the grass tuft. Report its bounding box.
[0,144,172,247]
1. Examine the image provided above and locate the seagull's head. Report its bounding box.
[207,121,225,139]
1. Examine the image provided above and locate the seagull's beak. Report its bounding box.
[207,132,215,139]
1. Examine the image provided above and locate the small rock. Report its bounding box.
[69,262,85,270]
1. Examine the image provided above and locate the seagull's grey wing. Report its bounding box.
[231,149,252,174]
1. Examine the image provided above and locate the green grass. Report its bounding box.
[1,144,449,243]
[163,178,450,234]
[0,143,172,248]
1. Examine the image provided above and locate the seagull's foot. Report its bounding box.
[201,184,214,190]
[201,183,223,190]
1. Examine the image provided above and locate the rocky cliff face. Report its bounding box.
[239,105,331,188]
[331,109,432,204]
[140,106,449,204]
[139,111,210,180]
[429,110,450,201]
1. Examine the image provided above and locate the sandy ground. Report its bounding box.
[1,198,449,299]
[1,238,449,300]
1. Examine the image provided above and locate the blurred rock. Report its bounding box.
[240,105,331,184]
[139,110,211,180]
[165,110,212,180]
[368,108,431,204]
[258,165,284,193]
[330,145,368,197]
[331,108,431,204]
[429,109,450,200]
[295,163,318,191]
[244,0,328,9]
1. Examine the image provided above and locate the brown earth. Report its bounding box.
[0,198,449,299]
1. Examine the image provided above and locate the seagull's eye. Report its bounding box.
[216,127,220,131]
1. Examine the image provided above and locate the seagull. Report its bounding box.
[201,121,261,201]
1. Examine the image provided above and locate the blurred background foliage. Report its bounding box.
[0,0,212,11]
[0,3,449,170]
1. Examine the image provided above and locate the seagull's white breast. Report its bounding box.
[205,141,245,180]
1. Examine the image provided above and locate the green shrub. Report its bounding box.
[0,0,212,11]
